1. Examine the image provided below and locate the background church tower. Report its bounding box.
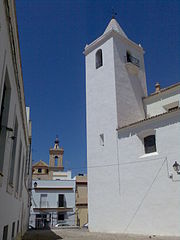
[49,136,64,172]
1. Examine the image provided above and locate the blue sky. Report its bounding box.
[15,0,180,176]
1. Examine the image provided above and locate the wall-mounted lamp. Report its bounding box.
[3,126,16,140]
[34,182,37,188]
[173,161,180,174]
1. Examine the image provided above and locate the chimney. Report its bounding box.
[155,82,161,93]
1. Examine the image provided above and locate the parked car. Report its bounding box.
[28,225,36,230]
[55,222,69,227]
[82,223,88,228]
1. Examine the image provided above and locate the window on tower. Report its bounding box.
[126,51,140,67]
[96,49,103,69]
[55,156,58,166]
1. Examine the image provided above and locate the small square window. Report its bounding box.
[144,135,156,154]
[38,168,42,173]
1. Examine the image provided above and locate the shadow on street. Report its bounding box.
[22,229,62,240]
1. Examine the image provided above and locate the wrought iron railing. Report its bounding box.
[125,55,140,67]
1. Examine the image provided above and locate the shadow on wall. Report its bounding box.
[22,229,62,240]
[118,113,179,139]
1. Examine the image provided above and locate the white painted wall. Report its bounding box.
[0,2,32,240]
[143,86,180,117]
[89,111,180,236]
[30,179,76,227]
[85,19,180,237]
[85,35,121,232]
[85,22,148,233]
[113,33,147,128]
[53,170,72,180]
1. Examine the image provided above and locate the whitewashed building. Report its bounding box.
[30,138,76,228]
[85,18,180,236]
[0,1,32,239]
[30,178,75,228]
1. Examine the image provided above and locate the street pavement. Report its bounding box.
[22,229,179,240]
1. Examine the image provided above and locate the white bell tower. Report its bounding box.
[84,17,147,231]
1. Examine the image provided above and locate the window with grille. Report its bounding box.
[126,51,140,67]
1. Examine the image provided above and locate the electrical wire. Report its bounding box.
[123,158,166,233]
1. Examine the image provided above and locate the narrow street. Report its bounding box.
[22,229,179,240]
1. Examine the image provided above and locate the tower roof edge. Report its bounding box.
[84,30,143,56]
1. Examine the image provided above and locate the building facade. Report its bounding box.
[75,175,88,227]
[0,1,32,239]
[30,178,75,228]
[30,138,75,228]
[85,18,180,236]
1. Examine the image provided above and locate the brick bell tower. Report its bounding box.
[49,136,64,176]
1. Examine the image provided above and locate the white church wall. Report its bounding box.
[88,111,180,236]
[113,34,147,128]
[85,18,180,237]
[85,26,149,234]
[85,36,121,232]
[118,112,180,236]
[0,1,31,239]
[85,37,118,167]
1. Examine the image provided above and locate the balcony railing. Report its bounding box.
[38,201,68,208]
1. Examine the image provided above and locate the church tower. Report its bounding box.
[85,17,147,130]
[49,137,64,172]
[85,17,147,231]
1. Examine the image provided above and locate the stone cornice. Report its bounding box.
[117,107,180,131]
[84,29,144,56]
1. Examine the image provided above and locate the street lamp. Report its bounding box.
[173,161,180,174]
